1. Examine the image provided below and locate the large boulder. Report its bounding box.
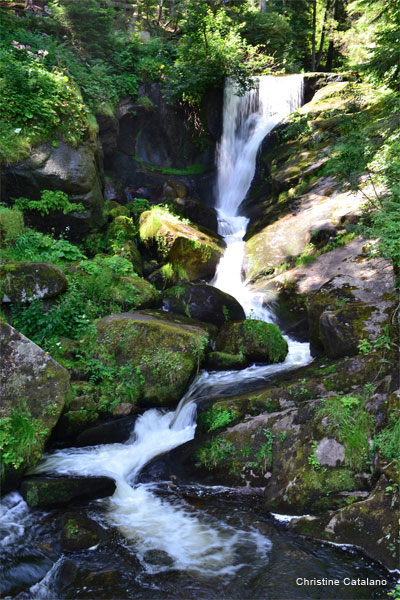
[163,283,245,327]
[3,142,106,239]
[139,208,225,282]
[95,310,212,406]
[290,475,400,571]
[0,321,71,488]
[166,196,218,232]
[215,319,288,364]
[308,274,396,357]
[0,262,68,304]
[61,513,107,551]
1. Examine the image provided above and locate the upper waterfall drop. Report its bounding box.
[215,75,304,220]
[212,75,304,315]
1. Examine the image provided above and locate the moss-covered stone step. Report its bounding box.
[21,476,116,508]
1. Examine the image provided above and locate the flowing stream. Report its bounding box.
[0,77,394,599]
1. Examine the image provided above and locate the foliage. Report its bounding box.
[0,403,45,472]
[198,405,237,432]
[247,428,274,474]
[164,7,257,106]
[14,190,84,216]
[0,205,24,247]
[195,437,233,470]
[373,412,400,464]
[0,228,86,263]
[316,394,372,470]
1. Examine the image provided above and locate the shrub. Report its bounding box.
[14,190,84,216]
[0,205,24,247]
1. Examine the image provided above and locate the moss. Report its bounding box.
[216,319,288,364]
[96,312,209,406]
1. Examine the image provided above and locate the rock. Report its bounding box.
[215,320,288,364]
[163,283,245,327]
[139,208,225,281]
[307,220,338,247]
[112,402,134,417]
[20,476,116,507]
[315,438,345,467]
[308,274,396,358]
[75,416,137,447]
[3,141,106,239]
[168,236,224,282]
[167,196,218,232]
[290,475,400,571]
[61,513,107,551]
[161,180,188,199]
[0,322,70,488]
[205,351,248,371]
[0,262,68,303]
[54,409,99,441]
[95,310,211,406]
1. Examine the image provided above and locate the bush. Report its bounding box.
[0,228,86,263]
[14,190,84,216]
[0,205,24,247]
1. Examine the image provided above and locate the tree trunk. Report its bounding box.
[311,0,317,71]
[316,0,332,70]
[325,0,338,71]
[260,0,267,11]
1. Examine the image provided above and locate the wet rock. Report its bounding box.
[20,476,116,507]
[215,320,288,364]
[112,402,135,417]
[0,322,70,489]
[61,513,107,551]
[290,475,400,571]
[143,549,174,567]
[75,416,137,447]
[0,262,67,303]
[96,310,211,406]
[163,283,245,327]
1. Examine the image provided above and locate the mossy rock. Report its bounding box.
[0,322,71,489]
[113,240,143,276]
[61,513,107,551]
[139,208,225,281]
[308,275,395,358]
[216,319,288,364]
[290,475,400,571]
[205,351,248,371]
[163,283,245,327]
[20,476,116,508]
[95,310,210,407]
[0,262,68,304]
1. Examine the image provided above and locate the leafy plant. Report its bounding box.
[198,405,237,432]
[14,190,84,216]
[0,205,24,247]
[195,437,233,470]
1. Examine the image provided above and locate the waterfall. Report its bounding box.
[15,76,311,580]
[212,75,304,318]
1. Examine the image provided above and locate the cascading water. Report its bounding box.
[1,76,319,594]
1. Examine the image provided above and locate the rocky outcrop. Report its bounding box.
[2,141,106,239]
[0,321,71,488]
[0,262,68,304]
[290,474,400,571]
[95,310,212,406]
[308,273,396,357]
[101,84,223,206]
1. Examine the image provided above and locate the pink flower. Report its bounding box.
[27,51,33,55]
[43,50,49,56]
[12,40,19,45]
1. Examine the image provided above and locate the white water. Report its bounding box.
[3,76,313,585]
